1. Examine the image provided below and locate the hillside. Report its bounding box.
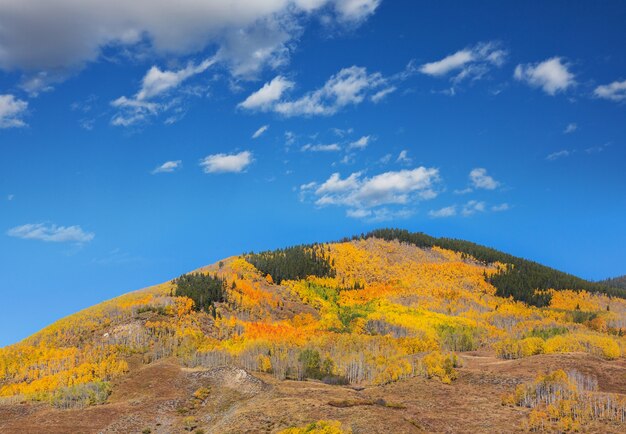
[602,275,626,291]
[1,232,626,433]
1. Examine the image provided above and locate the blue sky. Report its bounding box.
[1,0,625,346]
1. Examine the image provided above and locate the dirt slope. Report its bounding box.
[2,352,625,434]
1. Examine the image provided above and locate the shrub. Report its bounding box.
[49,381,111,409]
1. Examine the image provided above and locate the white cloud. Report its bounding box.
[111,58,214,126]
[514,57,575,95]
[396,150,411,164]
[348,135,370,149]
[0,94,28,128]
[152,160,182,174]
[346,208,372,219]
[491,203,510,212]
[453,187,473,195]
[315,172,362,194]
[564,123,577,134]
[0,1,379,76]
[334,0,381,22]
[252,125,270,139]
[265,66,387,116]
[7,194,15,201]
[200,151,253,173]
[585,142,611,154]
[419,42,507,82]
[594,79,626,102]
[461,200,485,217]
[371,86,396,103]
[546,150,570,161]
[429,205,457,218]
[7,223,94,243]
[137,59,215,101]
[332,127,354,137]
[347,207,414,222]
[303,167,441,211]
[239,76,295,110]
[301,143,341,152]
[469,168,499,190]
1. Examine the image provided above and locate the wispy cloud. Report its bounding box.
[514,57,575,95]
[419,42,507,83]
[371,86,397,103]
[546,150,571,161]
[491,203,510,212]
[429,205,457,218]
[111,58,215,126]
[241,66,388,116]
[200,151,253,173]
[396,150,412,164]
[585,142,611,154]
[252,125,270,139]
[152,160,182,174]
[347,207,414,222]
[348,135,371,150]
[563,123,577,134]
[0,94,28,128]
[461,200,486,217]
[301,143,341,152]
[594,79,626,102]
[7,223,94,244]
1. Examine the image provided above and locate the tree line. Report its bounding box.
[173,272,226,314]
[245,244,336,284]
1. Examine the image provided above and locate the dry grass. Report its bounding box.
[1,352,625,433]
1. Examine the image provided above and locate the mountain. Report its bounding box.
[601,275,626,291]
[1,230,625,433]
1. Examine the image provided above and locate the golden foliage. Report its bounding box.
[2,238,625,408]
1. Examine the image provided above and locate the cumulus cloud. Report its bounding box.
[252,125,270,139]
[0,1,380,76]
[238,76,294,110]
[7,223,94,243]
[0,94,28,128]
[469,168,499,190]
[594,79,626,102]
[419,42,507,83]
[429,205,457,218]
[302,167,441,215]
[200,151,253,173]
[514,57,575,95]
[315,172,362,195]
[152,160,182,174]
